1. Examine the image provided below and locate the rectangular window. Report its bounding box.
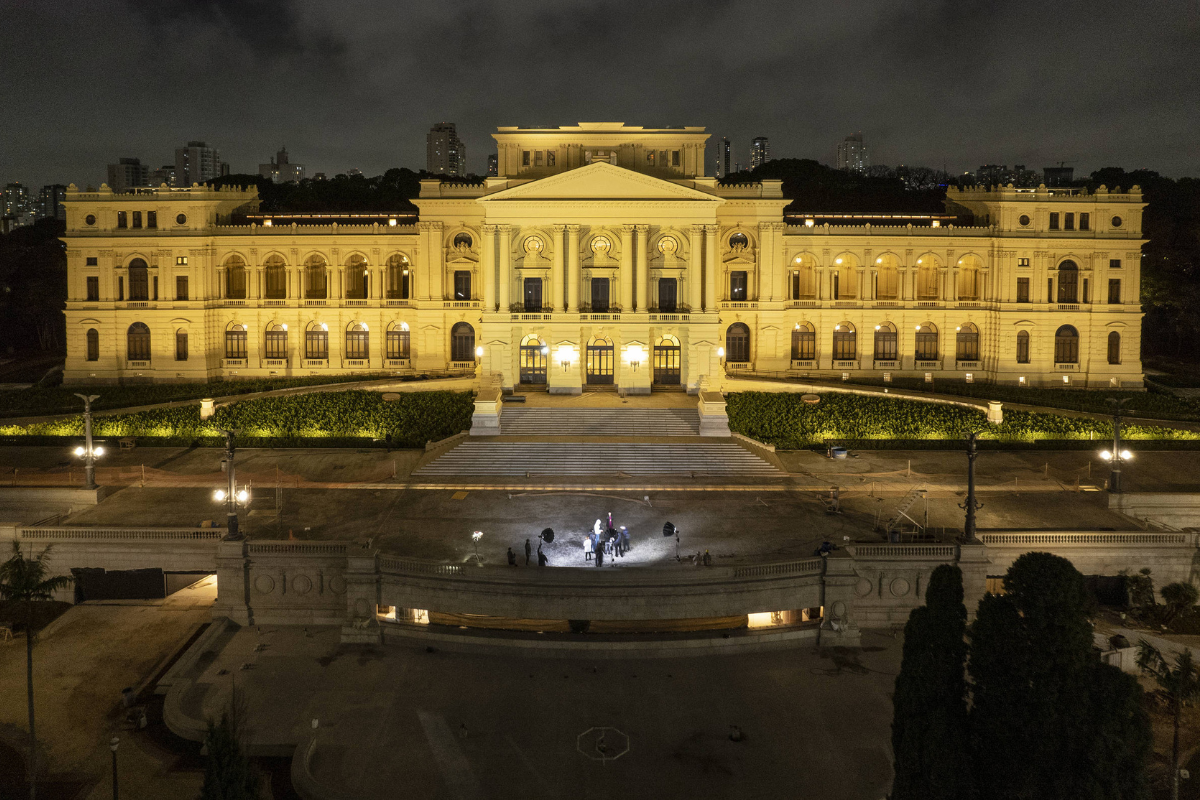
[790,270,800,300]
[306,330,328,360]
[1017,277,1030,303]
[147,211,157,229]
[730,271,748,301]
[1082,278,1089,304]
[116,211,127,228]
[176,275,188,300]
[657,278,677,312]
[132,211,142,229]
[1047,278,1053,303]
[1064,212,1075,231]
[175,330,188,361]
[1109,259,1121,269]
[386,330,410,359]
[86,256,98,266]
[534,150,543,166]
[265,330,288,359]
[152,275,158,301]
[672,150,681,167]
[1109,279,1121,304]
[523,277,542,312]
[522,150,530,166]
[646,151,656,166]
[345,330,369,359]
[1017,257,1030,268]
[453,270,471,301]
[1016,333,1030,364]
[224,329,247,359]
[176,256,187,266]
[547,150,556,167]
[86,276,99,301]
[1079,212,1089,231]
[590,277,610,312]
[1049,212,1059,230]
[117,276,124,301]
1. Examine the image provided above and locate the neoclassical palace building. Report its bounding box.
[62,122,1146,391]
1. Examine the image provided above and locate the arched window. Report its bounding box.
[1057,260,1079,303]
[452,232,473,249]
[832,322,856,361]
[175,329,188,361]
[956,322,980,361]
[305,321,329,360]
[916,255,940,300]
[85,328,99,361]
[386,254,410,300]
[873,322,897,361]
[128,258,149,301]
[451,322,475,362]
[790,255,817,300]
[957,255,983,301]
[1016,330,1030,364]
[225,324,247,359]
[264,323,288,359]
[875,254,900,300]
[345,322,369,359]
[832,254,857,299]
[224,255,247,299]
[791,322,816,360]
[1108,331,1121,364]
[729,232,749,250]
[1055,325,1079,363]
[304,255,328,299]
[346,254,368,300]
[126,322,150,361]
[263,255,287,299]
[386,321,410,359]
[725,322,750,363]
[915,324,939,361]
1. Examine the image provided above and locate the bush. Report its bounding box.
[0,390,474,449]
[725,391,1199,450]
[1161,582,1199,622]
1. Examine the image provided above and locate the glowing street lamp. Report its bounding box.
[73,393,102,489]
[1102,398,1134,493]
[214,429,247,538]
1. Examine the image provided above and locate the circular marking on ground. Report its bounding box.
[855,577,873,597]
[293,574,312,595]
[253,575,275,594]
[890,578,911,597]
[577,727,629,762]
[328,576,347,594]
[801,394,820,405]
[382,392,401,401]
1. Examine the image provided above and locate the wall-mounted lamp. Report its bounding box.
[475,345,484,358]
[627,344,644,372]
[557,344,577,371]
[717,346,726,360]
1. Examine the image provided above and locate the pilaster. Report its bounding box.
[567,225,581,311]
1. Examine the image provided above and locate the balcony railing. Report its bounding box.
[721,301,758,309]
[304,299,327,306]
[386,359,411,368]
[344,299,369,306]
[384,298,413,307]
[444,300,481,309]
[790,360,815,369]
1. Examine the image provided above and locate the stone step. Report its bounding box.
[414,442,779,476]
[499,408,700,437]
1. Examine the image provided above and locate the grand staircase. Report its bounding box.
[497,407,699,436]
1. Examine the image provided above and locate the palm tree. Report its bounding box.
[0,541,73,800]
[1138,640,1200,800]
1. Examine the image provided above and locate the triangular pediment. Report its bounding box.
[479,162,724,203]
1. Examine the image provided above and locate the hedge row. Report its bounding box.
[0,390,475,449]
[725,391,1200,450]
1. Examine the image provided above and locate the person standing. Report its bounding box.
[538,545,548,566]
[507,548,517,566]
[595,544,604,568]
[525,538,532,565]
[584,536,593,562]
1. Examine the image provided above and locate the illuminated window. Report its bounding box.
[873,322,897,360]
[915,325,938,361]
[730,271,747,301]
[386,325,410,359]
[224,325,247,359]
[956,323,979,361]
[305,324,328,359]
[345,323,369,359]
[264,255,287,299]
[791,323,815,360]
[264,324,288,359]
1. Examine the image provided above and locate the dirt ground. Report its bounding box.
[0,578,215,799]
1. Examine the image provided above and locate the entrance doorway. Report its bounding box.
[653,337,680,385]
[586,338,614,384]
[519,335,547,385]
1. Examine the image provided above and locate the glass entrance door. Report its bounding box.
[586,343,614,384]
[519,344,547,384]
[523,278,543,312]
[653,344,680,385]
[590,278,610,312]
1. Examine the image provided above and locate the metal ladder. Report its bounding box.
[885,484,927,535]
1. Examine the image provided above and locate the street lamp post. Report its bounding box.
[214,429,246,539]
[73,393,102,490]
[1102,398,1134,494]
[109,735,119,800]
[960,431,982,543]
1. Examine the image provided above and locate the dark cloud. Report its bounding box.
[1,0,1197,188]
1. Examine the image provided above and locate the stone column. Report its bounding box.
[868,269,877,301]
[704,224,719,311]
[498,225,512,311]
[950,267,959,302]
[481,224,496,311]
[636,224,650,311]
[619,224,634,312]
[567,225,581,312]
[552,224,566,311]
[688,224,703,311]
[430,223,444,301]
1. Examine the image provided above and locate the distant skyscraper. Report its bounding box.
[107,157,150,192]
[1043,166,1075,187]
[487,154,498,177]
[175,141,225,186]
[836,132,869,173]
[750,137,770,169]
[38,184,66,221]
[3,182,30,216]
[258,146,305,183]
[427,123,467,176]
[715,137,731,178]
[149,164,176,187]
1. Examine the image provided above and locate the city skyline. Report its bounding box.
[1,1,1196,187]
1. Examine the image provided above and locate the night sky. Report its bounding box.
[3,0,1198,188]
